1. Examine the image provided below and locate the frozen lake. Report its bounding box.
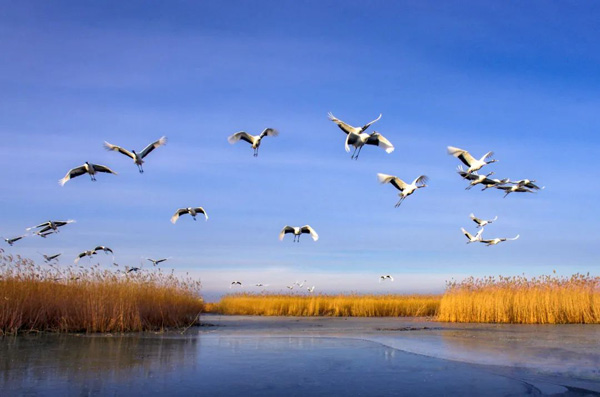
[1,315,600,396]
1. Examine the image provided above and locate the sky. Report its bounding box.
[1,1,599,301]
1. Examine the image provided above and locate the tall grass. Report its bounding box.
[210,293,441,317]
[438,273,600,324]
[0,253,203,334]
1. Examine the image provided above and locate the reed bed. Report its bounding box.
[0,253,203,334]
[210,293,441,317]
[438,273,600,324]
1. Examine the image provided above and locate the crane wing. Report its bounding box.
[228,132,254,145]
[170,208,188,224]
[300,225,319,241]
[104,142,135,159]
[377,173,407,191]
[328,112,361,135]
[461,227,474,241]
[59,165,87,186]
[412,175,428,186]
[279,226,295,240]
[361,113,382,131]
[92,164,118,175]
[447,146,476,167]
[481,151,495,161]
[139,136,167,158]
[259,128,279,139]
[192,207,209,221]
[366,133,394,153]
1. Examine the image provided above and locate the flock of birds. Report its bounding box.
[2,112,542,291]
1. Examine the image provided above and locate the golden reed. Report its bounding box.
[0,253,203,334]
[438,273,600,324]
[209,293,441,317]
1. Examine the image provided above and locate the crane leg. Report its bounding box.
[355,146,363,160]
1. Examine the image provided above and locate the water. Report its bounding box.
[1,316,600,396]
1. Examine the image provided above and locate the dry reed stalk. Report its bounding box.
[0,253,203,334]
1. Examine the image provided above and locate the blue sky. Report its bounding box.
[1,2,599,300]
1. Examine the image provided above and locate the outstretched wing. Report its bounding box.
[193,207,209,221]
[92,164,118,175]
[377,173,407,192]
[328,112,360,135]
[412,175,428,186]
[170,208,188,224]
[139,136,167,159]
[461,227,474,241]
[481,151,495,161]
[228,132,254,145]
[300,225,319,241]
[259,128,279,139]
[447,146,476,167]
[361,114,382,132]
[469,213,483,226]
[59,165,87,186]
[279,226,295,240]
[104,142,135,159]
[366,132,394,153]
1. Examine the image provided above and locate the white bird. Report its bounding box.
[94,246,113,255]
[255,283,269,287]
[104,136,167,173]
[286,285,294,290]
[35,231,56,238]
[328,112,393,159]
[480,177,511,191]
[377,173,428,207]
[228,128,279,157]
[447,146,497,174]
[461,227,485,244]
[379,275,394,282]
[307,286,315,293]
[146,258,168,266]
[508,179,544,190]
[295,280,307,288]
[230,281,242,289]
[496,185,536,198]
[480,235,520,246]
[74,250,97,263]
[456,167,496,190]
[171,207,208,223]
[40,253,61,262]
[59,162,117,185]
[470,214,497,228]
[279,225,319,242]
[27,220,75,233]
[3,235,26,246]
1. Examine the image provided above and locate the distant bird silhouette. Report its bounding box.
[74,250,97,263]
[461,227,485,244]
[3,235,26,246]
[307,286,315,293]
[470,214,497,228]
[230,281,242,289]
[59,162,117,185]
[27,220,75,234]
[126,267,141,273]
[480,235,520,246]
[255,283,269,287]
[94,246,113,255]
[379,275,394,282]
[328,112,393,159]
[286,285,294,290]
[447,146,497,174]
[279,225,319,242]
[40,253,61,262]
[377,173,428,207]
[496,185,536,198]
[508,179,544,190]
[104,136,167,173]
[171,207,208,223]
[147,258,168,266]
[228,128,279,157]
